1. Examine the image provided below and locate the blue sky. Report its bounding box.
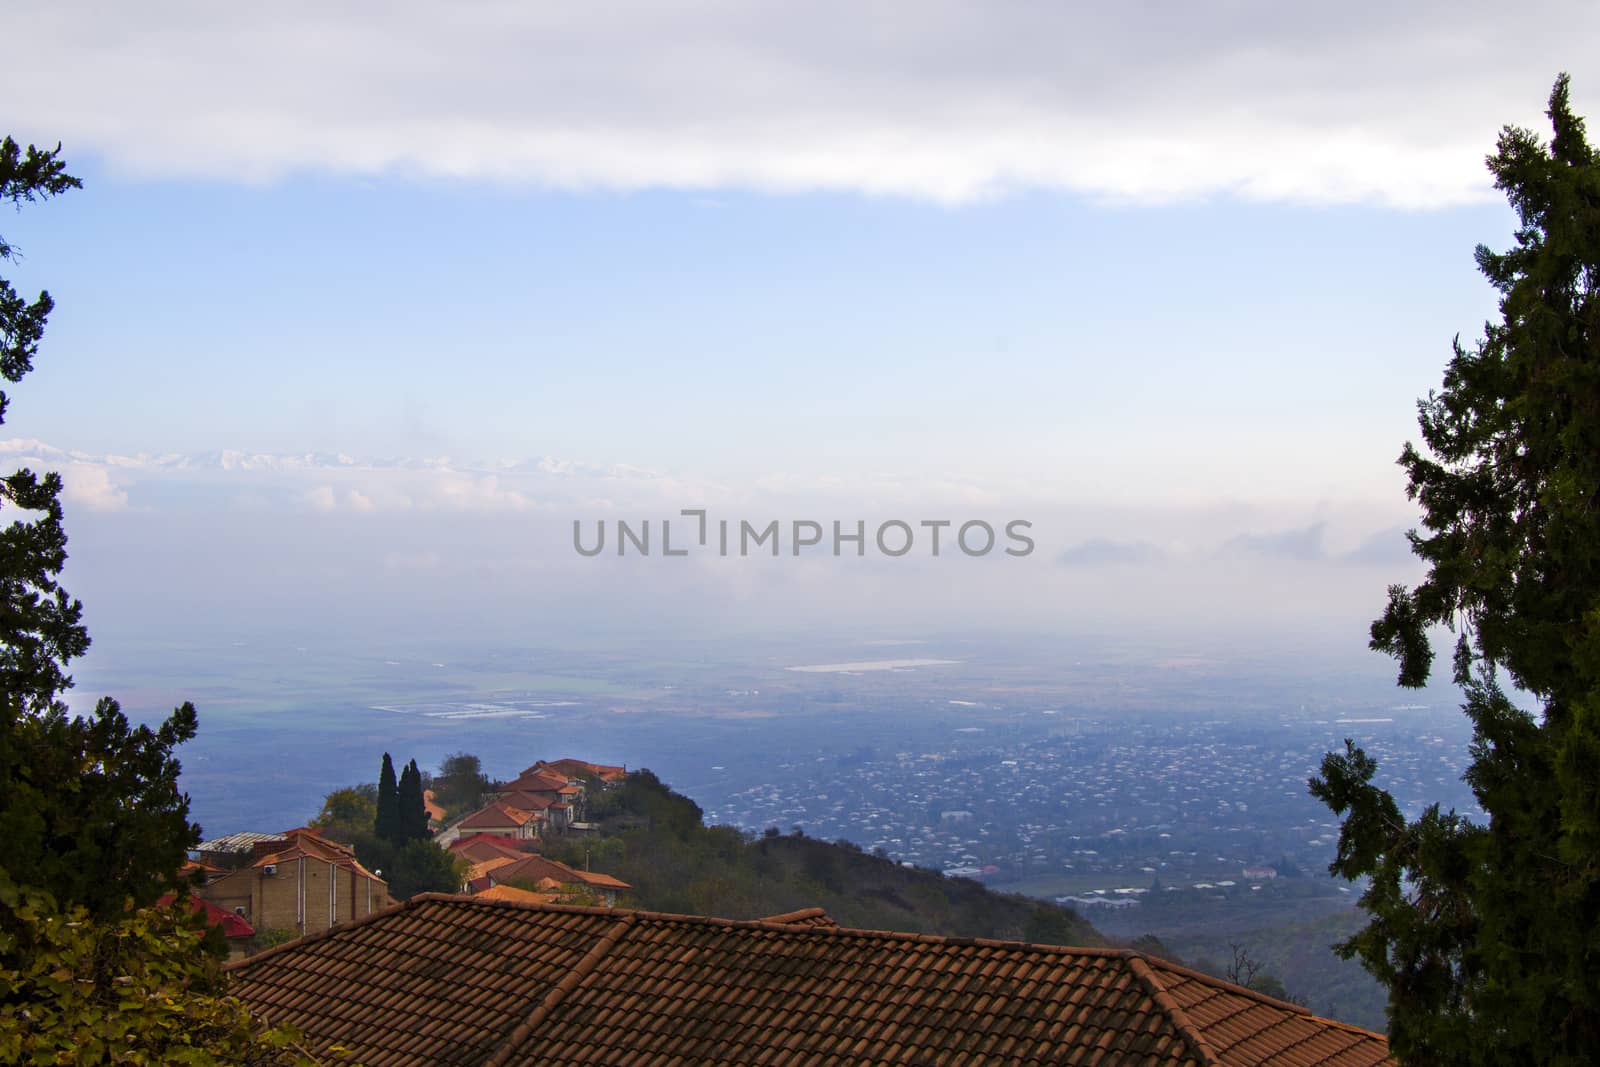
[7,173,1504,487]
[1,2,1593,665]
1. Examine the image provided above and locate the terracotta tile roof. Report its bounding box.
[466,855,519,883]
[459,801,536,830]
[474,885,559,906]
[250,828,386,885]
[761,906,840,928]
[507,770,572,795]
[228,896,1391,1067]
[488,854,632,893]
[496,790,556,813]
[534,758,628,783]
[448,834,532,864]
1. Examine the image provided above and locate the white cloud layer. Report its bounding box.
[7,2,1597,206]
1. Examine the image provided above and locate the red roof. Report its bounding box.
[229,896,1392,1066]
[535,758,627,783]
[458,801,535,829]
[506,770,571,795]
[495,790,556,812]
[487,853,631,892]
[157,892,254,939]
[446,833,531,863]
[250,828,386,884]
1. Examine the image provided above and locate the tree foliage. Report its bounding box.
[373,753,398,844]
[311,786,377,837]
[1312,75,1600,1065]
[0,136,307,1061]
[0,694,200,918]
[344,833,462,902]
[431,752,489,819]
[0,136,203,918]
[0,137,84,714]
[396,759,428,843]
[0,873,334,1065]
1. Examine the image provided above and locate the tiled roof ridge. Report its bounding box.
[1143,956,1390,1043]
[251,842,386,885]
[398,892,1142,957]
[1126,954,1224,1066]
[760,906,832,924]
[481,912,637,1067]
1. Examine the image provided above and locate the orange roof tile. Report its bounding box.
[474,884,559,906]
[447,834,531,864]
[761,906,839,928]
[495,790,556,812]
[458,801,536,829]
[248,828,386,885]
[465,856,519,883]
[536,758,627,783]
[488,854,631,893]
[228,895,1392,1067]
[508,769,573,793]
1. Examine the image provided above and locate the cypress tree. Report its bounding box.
[375,752,399,844]
[398,758,429,842]
[1312,74,1600,1064]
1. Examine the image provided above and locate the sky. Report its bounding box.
[2,3,1596,669]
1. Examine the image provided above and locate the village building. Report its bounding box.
[476,852,631,906]
[195,827,392,938]
[529,757,627,784]
[447,832,532,866]
[438,800,543,844]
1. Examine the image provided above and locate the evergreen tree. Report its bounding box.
[0,137,201,916]
[393,758,426,843]
[375,752,399,843]
[1311,75,1600,1065]
[0,134,314,1063]
[401,758,430,841]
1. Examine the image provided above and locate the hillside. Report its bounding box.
[539,769,1103,947]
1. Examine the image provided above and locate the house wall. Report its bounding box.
[200,861,392,937]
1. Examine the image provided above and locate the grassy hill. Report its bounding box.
[1088,880,1386,1029]
[540,769,1103,947]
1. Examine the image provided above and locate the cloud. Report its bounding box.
[1057,538,1163,567]
[5,2,1595,206]
[1341,525,1418,567]
[1220,522,1328,561]
[305,486,338,513]
[60,464,129,512]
